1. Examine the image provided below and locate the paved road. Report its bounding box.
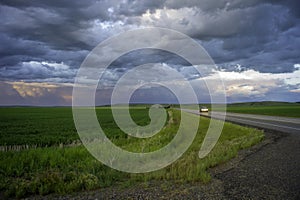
[178,109,300,199]
[182,109,300,134]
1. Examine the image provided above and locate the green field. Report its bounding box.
[0,107,264,198]
[172,102,300,118]
[0,107,77,146]
[226,102,300,118]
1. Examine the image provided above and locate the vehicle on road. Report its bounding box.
[200,106,209,112]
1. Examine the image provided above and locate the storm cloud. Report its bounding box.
[0,0,299,105]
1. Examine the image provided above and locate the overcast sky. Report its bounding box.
[0,0,299,105]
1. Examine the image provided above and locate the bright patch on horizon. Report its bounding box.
[201,64,300,98]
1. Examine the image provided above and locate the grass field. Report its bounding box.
[0,107,264,198]
[0,107,77,146]
[172,102,300,118]
[226,102,300,118]
[0,107,152,147]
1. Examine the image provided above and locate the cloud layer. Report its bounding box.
[0,0,299,105]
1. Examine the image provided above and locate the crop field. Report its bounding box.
[0,107,264,198]
[173,102,300,118]
[226,102,300,118]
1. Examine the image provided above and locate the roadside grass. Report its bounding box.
[0,108,264,198]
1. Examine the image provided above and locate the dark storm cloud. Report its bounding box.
[108,49,190,69]
[140,2,300,73]
[1,0,299,77]
[165,0,300,15]
[117,0,165,16]
[215,3,300,73]
[0,0,147,82]
[0,5,92,51]
[0,0,299,105]
[0,61,77,82]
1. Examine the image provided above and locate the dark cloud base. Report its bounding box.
[0,0,299,105]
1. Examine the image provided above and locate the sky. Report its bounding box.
[0,0,300,105]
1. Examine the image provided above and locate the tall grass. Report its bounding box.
[0,108,264,198]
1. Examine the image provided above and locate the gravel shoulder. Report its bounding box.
[27,130,300,200]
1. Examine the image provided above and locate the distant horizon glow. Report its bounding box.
[1,63,299,106]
